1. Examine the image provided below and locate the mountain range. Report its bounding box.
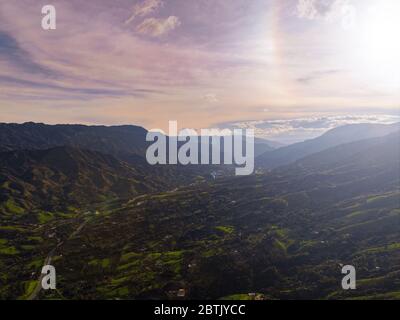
[256,122,400,169]
[0,121,399,300]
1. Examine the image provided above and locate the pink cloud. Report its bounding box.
[136,16,181,37]
[125,0,163,24]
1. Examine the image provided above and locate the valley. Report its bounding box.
[0,122,399,300]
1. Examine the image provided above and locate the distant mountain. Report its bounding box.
[0,122,283,158]
[253,138,283,156]
[255,138,286,149]
[0,122,233,183]
[0,122,149,157]
[273,131,400,204]
[257,123,400,169]
[288,130,400,174]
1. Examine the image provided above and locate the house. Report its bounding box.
[177,289,186,298]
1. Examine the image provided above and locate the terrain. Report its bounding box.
[257,122,400,169]
[0,122,399,300]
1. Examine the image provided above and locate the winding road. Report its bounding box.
[27,213,91,300]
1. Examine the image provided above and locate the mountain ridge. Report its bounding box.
[257,122,400,169]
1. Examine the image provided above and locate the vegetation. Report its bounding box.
[0,122,399,300]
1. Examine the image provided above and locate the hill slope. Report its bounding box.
[257,123,400,169]
[0,122,149,156]
[0,146,158,217]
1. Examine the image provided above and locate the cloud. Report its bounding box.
[125,0,163,24]
[0,31,56,76]
[297,0,319,19]
[223,114,400,143]
[296,0,352,21]
[297,69,342,84]
[0,75,161,101]
[136,16,181,37]
[204,93,219,103]
[0,1,212,104]
[1,0,399,130]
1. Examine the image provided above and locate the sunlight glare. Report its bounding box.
[355,0,400,89]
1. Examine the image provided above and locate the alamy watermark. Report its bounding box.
[146,121,255,176]
[341,265,356,290]
[41,5,56,30]
[41,264,56,290]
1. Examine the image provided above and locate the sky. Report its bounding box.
[0,0,399,142]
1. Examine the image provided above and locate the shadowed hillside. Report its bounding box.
[257,123,400,169]
[0,146,160,219]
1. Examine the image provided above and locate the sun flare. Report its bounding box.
[354,0,400,88]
